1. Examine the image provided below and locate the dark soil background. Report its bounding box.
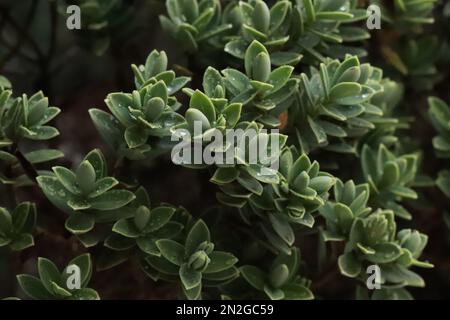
[0,0,449,299]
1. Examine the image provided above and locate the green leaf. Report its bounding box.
[182,0,199,21]
[252,52,271,82]
[145,254,180,275]
[0,150,15,163]
[125,126,148,149]
[190,90,216,124]
[134,206,151,230]
[361,145,377,181]
[329,82,361,100]
[203,266,239,282]
[389,186,417,199]
[261,225,292,254]
[303,0,315,23]
[76,161,96,195]
[210,167,239,184]
[177,27,198,53]
[316,11,354,21]
[76,233,101,248]
[268,214,295,246]
[68,199,91,211]
[65,213,95,235]
[237,173,263,195]
[145,206,176,232]
[246,164,280,184]
[106,93,134,126]
[366,243,403,264]
[84,149,107,179]
[192,6,214,29]
[268,66,293,93]
[380,161,400,187]
[348,218,365,249]
[216,192,248,208]
[242,24,267,42]
[308,116,327,144]
[334,203,354,233]
[186,108,211,131]
[185,219,211,256]
[222,103,242,127]
[145,50,168,78]
[72,288,100,300]
[89,177,119,198]
[270,1,290,32]
[112,219,141,238]
[25,149,64,164]
[338,252,361,278]
[269,264,289,288]
[437,171,450,197]
[143,96,164,123]
[0,75,12,88]
[332,57,360,84]
[51,282,72,297]
[273,247,300,279]
[270,52,302,66]
[433,136,450,152]
[370,288,414,300]
[154,221,184,239]
[283,283,314,300]
[38,258,62,293]
[244,41,269,77]
[136,237,159,256]
[168,77,191,95]
[17,275,53,299]
[309,176,335,193]
[250,80,273,92]
[9,233,34,251]
[53,166,80,194]
[222,69,250,94]
[183,283,202,300]
[156,239,185,266]
[204,251,238,274]
[336,66,361,83]
[203,67,224,97]
[357,243,376,256]
[225,39,248,59]
[89,190,135,210]
[27,97,48,126]
[239,265,266,290]
[12,202,33,232]
[39,107,60,125]
[179,263,202,290]
[264,285,285,300]
[105,234,135,251]
[97,249,130,271]
[21,126,59,140]
[383,265,425,287]
[133,187,151,208]
[336,87,374,105]
[252,0,270,33]
[0,208,13,236]
[89,108,123,151]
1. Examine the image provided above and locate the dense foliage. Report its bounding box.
[0,0,449,300]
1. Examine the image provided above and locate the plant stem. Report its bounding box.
[11,144,38,182]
